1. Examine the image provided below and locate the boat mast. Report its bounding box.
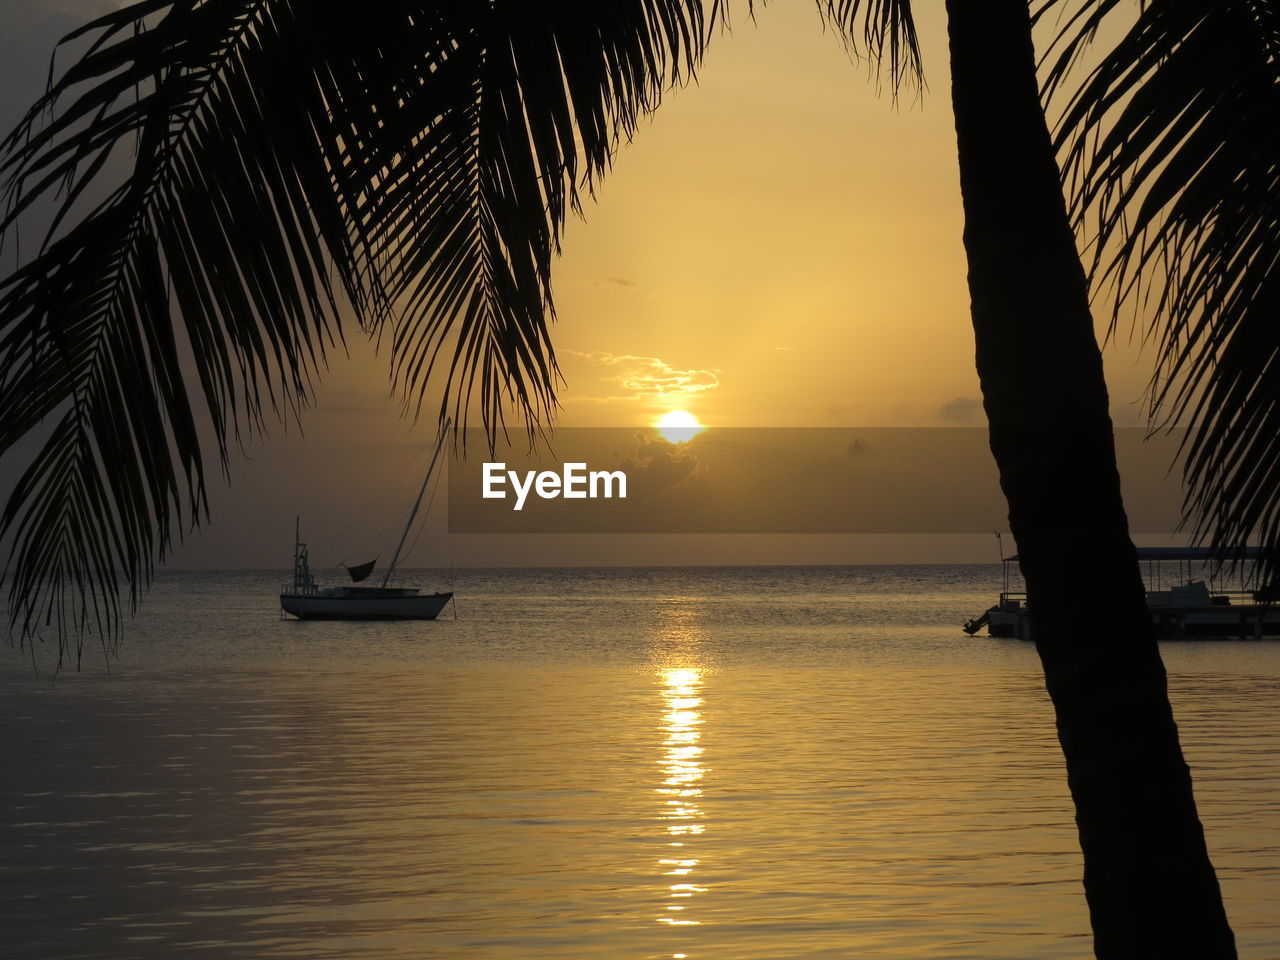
[293,516,315,594]
[382,417,452,588]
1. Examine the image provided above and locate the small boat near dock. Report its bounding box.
[964,547,1280,640]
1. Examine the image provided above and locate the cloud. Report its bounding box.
[562,350,720,404]
[938,396,984,423]
[602,276,638,288]
[619,434,703,494]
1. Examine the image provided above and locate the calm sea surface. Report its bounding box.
[2,565,1277,959]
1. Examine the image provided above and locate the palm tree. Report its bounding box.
[0,0,1270,955]
[944,2,1234,954]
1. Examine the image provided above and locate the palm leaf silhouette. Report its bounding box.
[1047,0,1280,584]
[1,0,918,664]
[0,0,711,663]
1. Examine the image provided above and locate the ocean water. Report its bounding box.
[1,565,1277,959]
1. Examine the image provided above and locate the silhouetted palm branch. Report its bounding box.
[1,0,925,665]
[1045,0,1280,582]
[0,0,709,663]
[820,0,921,93]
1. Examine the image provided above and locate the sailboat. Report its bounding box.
[279,419,454,621]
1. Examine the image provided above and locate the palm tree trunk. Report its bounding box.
[943,1,1236,955]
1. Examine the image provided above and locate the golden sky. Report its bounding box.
[2,0,1160,568]
[545,1,1150,431]
[284,1,1154,435]
[552,1,980,429]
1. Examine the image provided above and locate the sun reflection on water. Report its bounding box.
[657,664,708,931]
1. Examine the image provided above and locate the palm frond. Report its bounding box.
[0,0,708,664]
[817,0,922,95]
[1046,0,1280,585]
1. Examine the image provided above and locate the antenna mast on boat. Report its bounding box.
[382,417,452,589]
[292,515,316,594]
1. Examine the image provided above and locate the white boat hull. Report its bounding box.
[280,589,452,621]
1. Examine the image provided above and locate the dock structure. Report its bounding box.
[964,547,1280,640]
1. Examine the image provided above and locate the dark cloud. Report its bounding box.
[938,395,984,423]
[619,433,702,496]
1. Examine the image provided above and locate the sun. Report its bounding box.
[655,410,704,444]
